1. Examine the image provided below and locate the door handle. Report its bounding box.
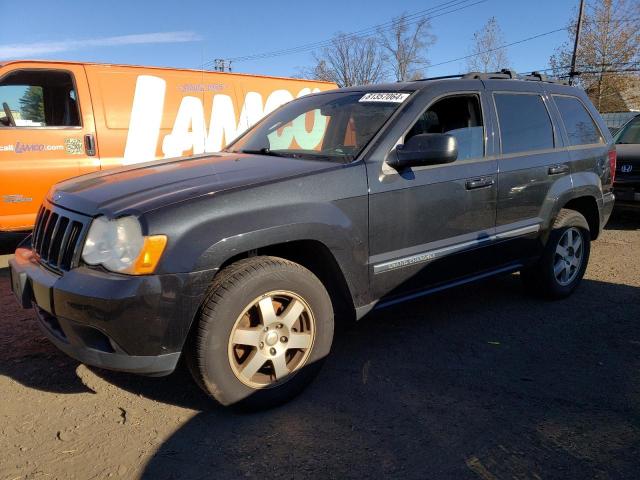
[84,134,96,157]
[465,177,495,190]
[548,164,569,175]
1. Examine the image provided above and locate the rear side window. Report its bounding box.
[554,95,603,146]
[0,70,80,127]
[494,93,554,154]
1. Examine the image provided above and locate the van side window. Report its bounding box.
[553,95,604,146]
[404,94,484,160]
[494,93,554,154]
[0,70,80,128]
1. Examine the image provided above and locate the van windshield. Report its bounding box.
[226,91,411,162]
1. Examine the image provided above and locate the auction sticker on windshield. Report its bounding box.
[359,93,410,103]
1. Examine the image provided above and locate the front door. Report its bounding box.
[0,64,98,230]
[366,81,498,302]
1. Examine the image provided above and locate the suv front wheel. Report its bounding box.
[521,209,591,299]
[186,256,334,409]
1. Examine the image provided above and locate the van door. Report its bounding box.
[0,64,98,230]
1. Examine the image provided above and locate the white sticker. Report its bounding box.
[359,92,410,103]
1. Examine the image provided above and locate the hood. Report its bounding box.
[50,153,339,217]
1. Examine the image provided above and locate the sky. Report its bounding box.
[0,0,578,79]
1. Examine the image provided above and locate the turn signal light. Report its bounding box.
[125,235,167,275]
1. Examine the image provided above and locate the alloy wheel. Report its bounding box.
[227,291,316,388]
[553,227,584,286]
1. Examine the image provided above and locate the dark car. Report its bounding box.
[613,114,640,206]
[601,111,639,136]
[9,70,616,408]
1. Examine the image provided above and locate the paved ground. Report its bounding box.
[1,210,639,480]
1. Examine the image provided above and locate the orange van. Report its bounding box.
[0,60,335,231]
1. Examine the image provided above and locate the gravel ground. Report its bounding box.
[1,209,639,480]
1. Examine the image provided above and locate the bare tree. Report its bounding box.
[550,0,640,112]
[377,13,436,81]
[466,17,510,73]
[302,33,385,87]
[297,60,333,83]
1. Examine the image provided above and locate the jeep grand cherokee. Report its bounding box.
[10,70,616,408]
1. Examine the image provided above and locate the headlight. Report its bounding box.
[81,216,167,275]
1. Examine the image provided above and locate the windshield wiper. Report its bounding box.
[239,148,287,157]
[233,147,343,162]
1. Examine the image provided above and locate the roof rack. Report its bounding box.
[462,69,517,80]
[413,74,467,82]
[522,71,570,85]
[415,69,568,85]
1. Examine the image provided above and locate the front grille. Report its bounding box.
[33,203,89,272]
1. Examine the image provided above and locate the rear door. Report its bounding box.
[0,64,98,230]
[486,80,570,261]
[551,91,610,191]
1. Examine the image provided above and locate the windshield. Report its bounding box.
[226,91,411,162]
[615,116,640,144]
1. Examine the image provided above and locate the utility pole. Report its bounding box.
[569,0,585,85]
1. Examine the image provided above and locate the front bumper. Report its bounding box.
[9,248,215,376]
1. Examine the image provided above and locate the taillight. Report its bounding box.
[608,149,617,184]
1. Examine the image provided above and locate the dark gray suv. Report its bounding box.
[10,70,616,408]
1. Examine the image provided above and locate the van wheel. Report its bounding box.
[186,256,334,409]
[521,209,591,299]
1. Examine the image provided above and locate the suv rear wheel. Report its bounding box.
[186,256,334,409]
[521,209,591,299]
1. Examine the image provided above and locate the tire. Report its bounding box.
[520,209,591,299]
[185,256,334,409]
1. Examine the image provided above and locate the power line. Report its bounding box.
[201,3,640,80]
[409,17,639,77]
[573,68,640,75]
[422,27,567,69]
[588,17,640,24]
[412,10,640,73]
[202,0,486,67]
[207,0,481,65]
[522,62,640,76]
[597,87,640,101]
[521,66,640,78]
[404,26,567,78]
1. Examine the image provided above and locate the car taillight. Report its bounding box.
[608,149,617,184]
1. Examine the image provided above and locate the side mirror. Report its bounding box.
[389,133,458,169]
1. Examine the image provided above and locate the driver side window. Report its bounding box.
[0,69,80,128]
[404,94,484,161]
